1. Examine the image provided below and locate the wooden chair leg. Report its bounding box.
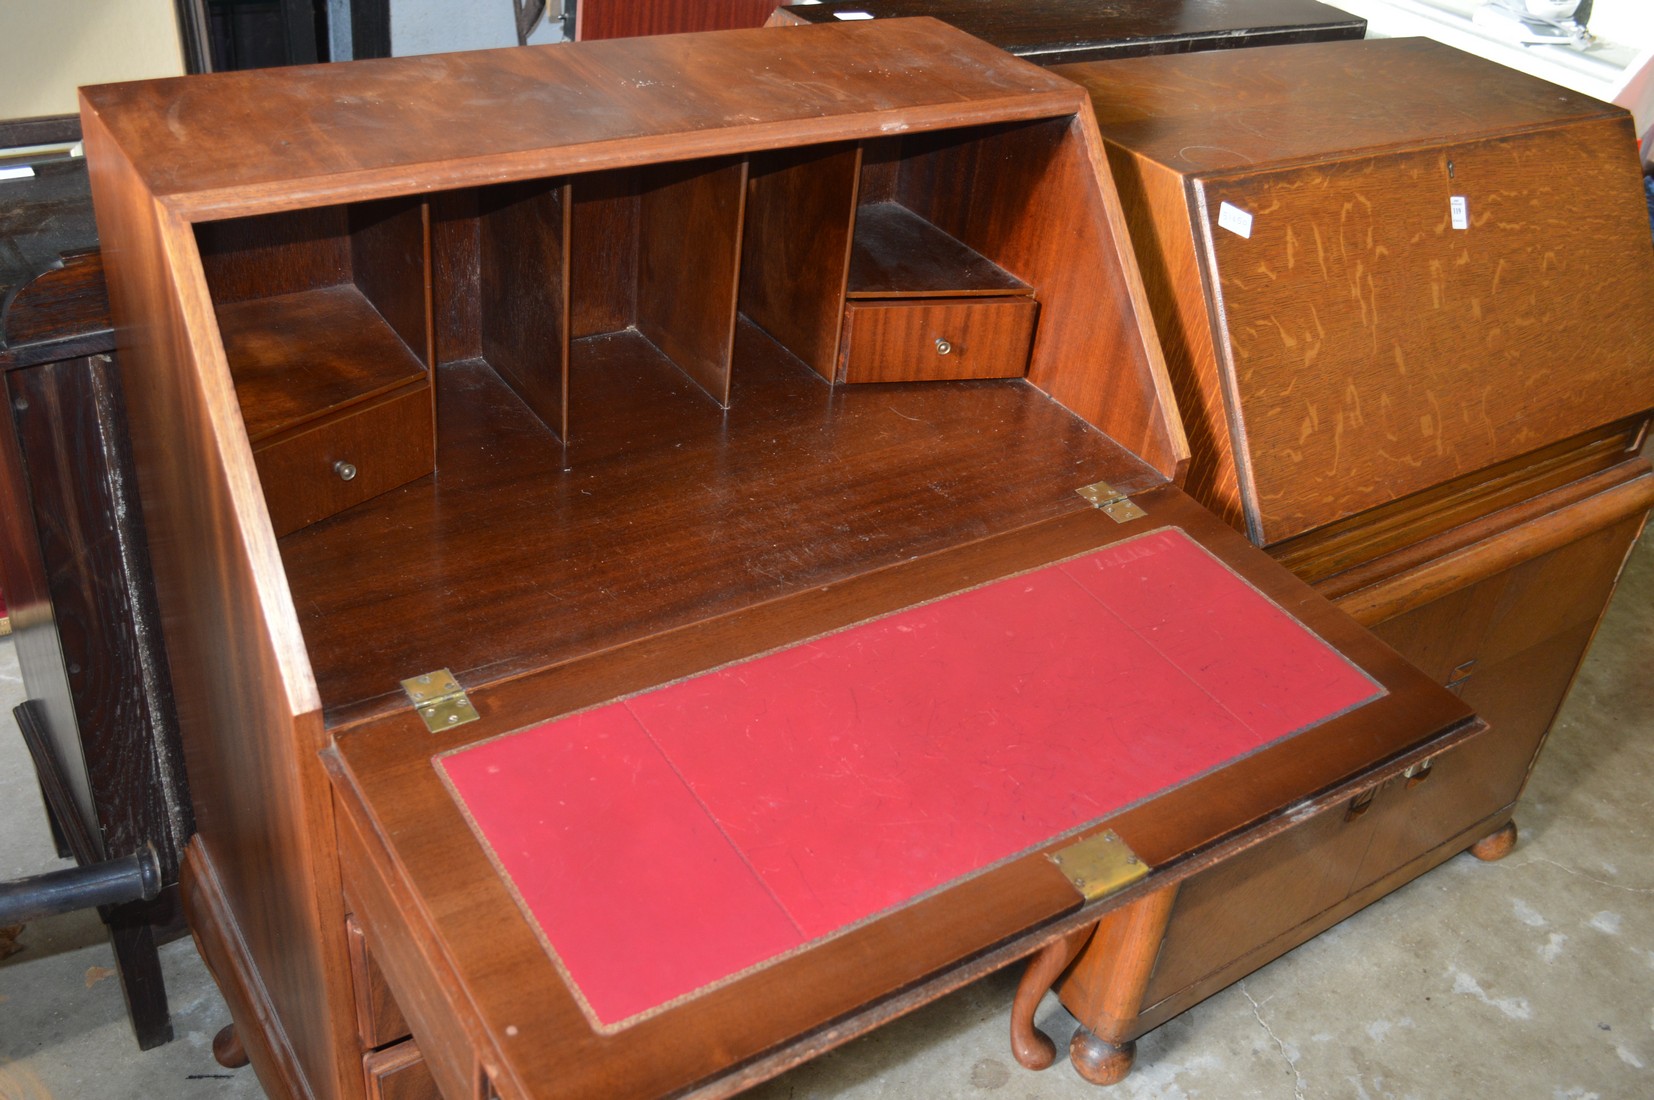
[1011,925,1095,1069]
[1470,820,1517,862]
[106,897,174,1050]
[39,776,73,860]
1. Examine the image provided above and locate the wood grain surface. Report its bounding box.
[845,202,1032,298]
[738,143,860,380]
[478,179,571,440]
[1063,37,1623,176]
[216,286,428,440]
[636,157,747,406]
[82,104,357,1100]
[346,915,412,1050]
[79,20,1083,216]
[837,296,1037,382]
[252,382,434,538]
[892,115,1186,478]
[1063,37,1654,547]
[1199,117,1654,543]
[284,325,1161,729]
[4,356,191,875]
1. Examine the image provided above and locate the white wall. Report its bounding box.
[390,0,564,58]
[0,0,185,118]
[1589,0,1654,48]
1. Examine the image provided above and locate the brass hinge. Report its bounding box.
[401,668,479,733]
[1048,829,1149,902]
[1076,480,1147,523]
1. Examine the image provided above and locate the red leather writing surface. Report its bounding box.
[439,528,1380,1028]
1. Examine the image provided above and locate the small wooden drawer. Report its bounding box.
[1352,726,1504,892]
[363,1039,441,1100]
[252,383,433,537]
[837,296,1038,384]
[346,915,412,1050]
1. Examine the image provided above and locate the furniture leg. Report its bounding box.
[1470,820,1518,862]
[105,898,174,1049]
[214,1024,250,1069]
[1011,924,1095,1069]
[39,774,73,859]
[1069,1028,1137,1086]
[1053,882,1179,1086]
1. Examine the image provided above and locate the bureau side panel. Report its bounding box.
[900,109,1189,480]
[80,104,356,1100]
[1103,142,1244,528]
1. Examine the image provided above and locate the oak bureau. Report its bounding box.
[1046,37,1654,1077]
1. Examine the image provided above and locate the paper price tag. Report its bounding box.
[1450,195,1468,230]
[1217,202,1253,239]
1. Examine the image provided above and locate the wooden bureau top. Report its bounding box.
[79,18,1081,218]
[1059,37,1625,174]
[772,0,1367,63]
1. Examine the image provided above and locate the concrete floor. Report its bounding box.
[2,533,1650,1099]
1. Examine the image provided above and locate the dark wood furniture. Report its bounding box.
[0,152,191,1049]
[574,0,778,38]
[767,0,1367,63]
[1040,36,1654,1080]
[80,21,1486,1099]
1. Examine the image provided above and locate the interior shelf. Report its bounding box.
[846,202,1033,299]
[216,285,429,442]
[279,320,1160,728]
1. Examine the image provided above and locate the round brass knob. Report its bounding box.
[934,338,953,355]
[334,460,358,482]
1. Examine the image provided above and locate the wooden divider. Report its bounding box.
[478,179,572,441]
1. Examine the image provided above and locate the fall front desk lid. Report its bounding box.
[438,527,1381,1030]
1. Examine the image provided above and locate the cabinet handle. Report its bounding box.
[1404,758,1435,788]
[934,338,953,356]
[334,460,359,482]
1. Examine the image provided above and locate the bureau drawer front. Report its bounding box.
[1140,783,1377,1006]
[1352,727,1506,892]
[363,1039,442,1100]
[347,915,413,1050]
[252,384,434,537]
[838,297,1038,384]
[1363,509,1647,811]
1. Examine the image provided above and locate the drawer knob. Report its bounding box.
[334,460,358,482]
[934,337,953,356]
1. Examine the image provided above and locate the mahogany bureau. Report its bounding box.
[81,20,1488,1100]
[1041,36,1654,1079]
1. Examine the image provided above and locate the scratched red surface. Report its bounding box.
[439,528,1381,1027]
